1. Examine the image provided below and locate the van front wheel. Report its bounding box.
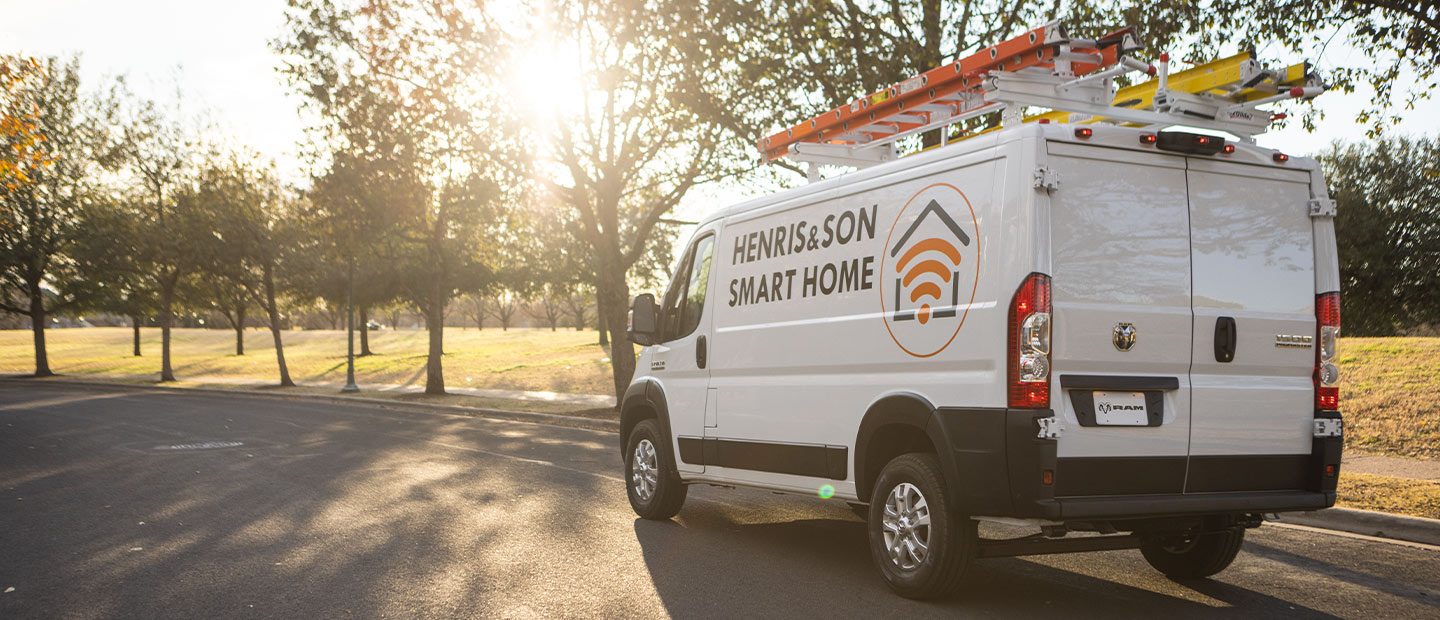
[625,419,687,520]
[867,453,976,599]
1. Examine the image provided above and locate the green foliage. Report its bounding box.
[1322,136,1440,335]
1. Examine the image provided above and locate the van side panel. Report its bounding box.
[703,145,1020,497]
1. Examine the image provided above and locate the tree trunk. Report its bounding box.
[424,297,446,395]
[359,306,372,356]
[159,275,177,382]
[598,278,633,400]
[263,261,294,387]
[234,304,246,356]
[597,301,609,346]
[131,316,142,357]
[29,283,52,377]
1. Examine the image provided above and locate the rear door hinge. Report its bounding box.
[1308,198,1337,218]
[1033,166,1060,193]
[1036,416,1064,439]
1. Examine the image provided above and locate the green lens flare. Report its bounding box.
[818,484,835,499]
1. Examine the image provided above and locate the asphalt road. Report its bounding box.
[1,382,1436,619]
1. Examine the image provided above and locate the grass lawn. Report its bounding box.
[1336,472,1440,520]
[1,330,1436,459]
[1338,338,1440,459]
[0,327,616,397]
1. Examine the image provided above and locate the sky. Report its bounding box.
[4,0,1438,220]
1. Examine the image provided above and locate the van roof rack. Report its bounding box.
[758,21,1325,176]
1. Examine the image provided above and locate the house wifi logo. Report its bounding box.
[891,200,969,324]
[879,183,982,358]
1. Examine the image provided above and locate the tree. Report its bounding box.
[119,92,202,382]
[685,0,1440,184]
[560,284,592,331]
[525,288,565,331]
[0,56,118,376]
[1321,136,1440,335]
[191,153,301,385]
[278,0,516,394]
[1081,0,1440,133]
[71,193,157,357]
[484,289,520,331]
[529,0,740,398]
[461,293,487,330]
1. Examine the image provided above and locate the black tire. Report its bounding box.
[1140,521,1245,579]
[624,419,687,520]
[867,453,976,600]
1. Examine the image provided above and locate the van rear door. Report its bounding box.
[1046,144,1195,496]
[1184,160,1317,492]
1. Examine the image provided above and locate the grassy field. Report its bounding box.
[0,327,615,396]
[1336,472,1440,519]
[1,329,1436,458]
[1338,338,1440,459]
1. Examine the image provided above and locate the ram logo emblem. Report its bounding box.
[1113,322,1137,352]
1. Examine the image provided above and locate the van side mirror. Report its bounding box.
[628,293,659,345]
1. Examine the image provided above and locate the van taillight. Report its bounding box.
[1009,273,1052,409]
[1315,292,1341,411]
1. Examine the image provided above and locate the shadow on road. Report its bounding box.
[633,496,1338,618]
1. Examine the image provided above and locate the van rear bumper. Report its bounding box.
[1051,490,1333,520]
[932,407,1342,522]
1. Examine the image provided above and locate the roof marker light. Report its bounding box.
[1273,152,1290,163]
[1222,144,1236,154]
[1139,133,1157,145]
[1074,127,1093,139]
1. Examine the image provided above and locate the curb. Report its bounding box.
[1280,507,1440,547]
[2,377,620,433]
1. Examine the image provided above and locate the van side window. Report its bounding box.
[676,236,715,339]
[658,234,715,342]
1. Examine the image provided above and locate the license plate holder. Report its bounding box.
[1067,389,1164,427]
[1093,391,1149,426]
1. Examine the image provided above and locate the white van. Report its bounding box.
[619,52,1342,598]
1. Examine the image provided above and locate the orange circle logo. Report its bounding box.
[878,183,982,358]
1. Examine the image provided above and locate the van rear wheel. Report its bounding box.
[625,419,687,520]
[867,453,976,599]
[1140,521,1245,579]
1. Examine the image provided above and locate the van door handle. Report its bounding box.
[696,335,708,369]
[1214,316,1237,363]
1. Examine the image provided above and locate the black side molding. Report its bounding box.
[1059,375,1180,391]
[677,436,848,480]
